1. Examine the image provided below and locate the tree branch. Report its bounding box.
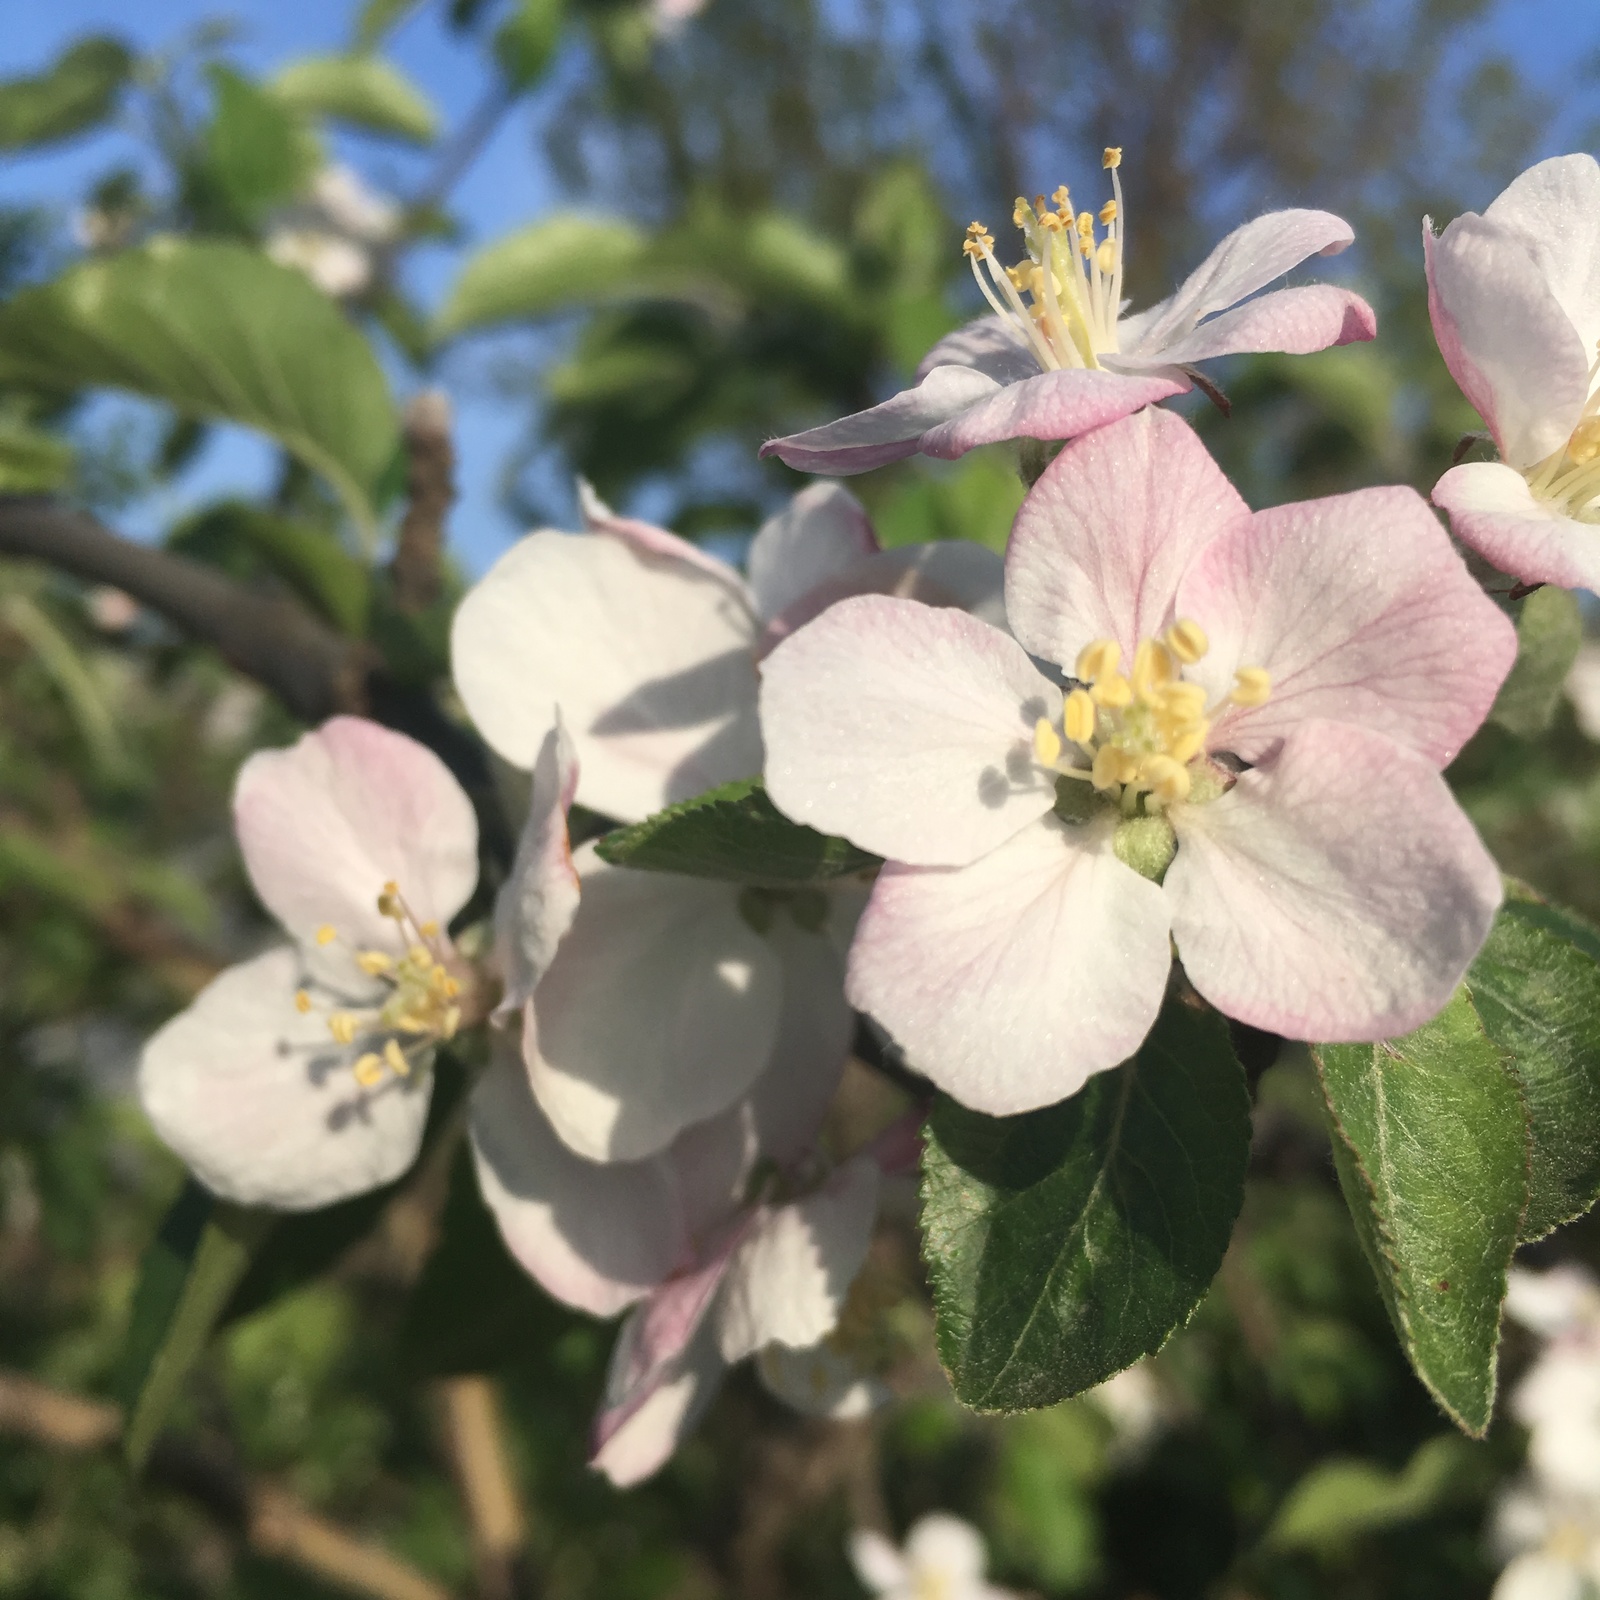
[0,496,371,724]
[435,1376,532,1600]
[391,391,455,615]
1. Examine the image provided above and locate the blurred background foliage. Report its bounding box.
[1,0,1599,1596]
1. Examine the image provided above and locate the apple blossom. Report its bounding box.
[1427,155,1600,592]
[760,407,1512,1114]
[139,717,482,1209]
[451,483,998,1162]
[761,148,1375,474]
[266,165,401,300]
[849,1514,1019,1600]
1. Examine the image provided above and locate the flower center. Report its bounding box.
[1524,343,1600,520]
[295,881,465,1089]
[962,146,1126,373]
[1031,621,1271,814]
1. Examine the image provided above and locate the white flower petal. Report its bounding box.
[747,482,878,624]
[527,848,784,1161]
[757,1342,890,1419]
[138,947,430,1210]
[759,594,1060,868]
[1433,461,1600,593]
[914,314,1041,385]
[846,816,1172,1115]
[848,1529,908,1594]
[906,1514,989,1586]
[451,528,761,822]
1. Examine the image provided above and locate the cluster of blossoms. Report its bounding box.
[266,164,401,300]
[1492,1268,1600,1599]
[138,145,1591,1480]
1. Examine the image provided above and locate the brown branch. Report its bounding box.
[0,496,372,724]
[0,1368,455,1600]
[435,1376,531,1600]
[390,391,455,615]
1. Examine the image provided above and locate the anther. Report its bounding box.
[294,990,312,1014]
[419,921,440,939]
[1091,745,1139,791]
[1230,667,1272,707]
[1052,185,1071,212]
[1096,239,1117,274]
[328,1013,359,1045]
[1099,199,1118,224]
[1141,754,1191,806]
[315,925,337,946]
[1091,673,1132,710]
[1102,146,1123,169]
[1570,416,1600,465]
[1157,681,1208,722]
[1033,718,1063,767]
[356,950,393,976]
[384,1039,410,1078]
[1165,618,1209,664]
[1063,689,1097,745]
[1076,638,1120,683]
[353,1053,385,1088]
[1168,724,1208,764]
[1132,639,1176,703]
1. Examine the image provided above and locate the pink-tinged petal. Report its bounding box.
[1005,408,1250,670]
[914,315,1041,386]
[493,717,580,1018]
[1120,210,1356,356]
[1111,285,1375,369]
[1482,154,1600,357]
[138,947,430,1211]
[846,816,1172,1115]
[760,595,1060,867]
[590,1309,727,1488]
[451,529,761,823]
[1433,461,1600,592]
[234,717,478,957]
[744,920,852,1168]
[758,540,1007,656]
[757,1343,891,1419]
[917,367,1187,459]
[469,1039,752,1317]
[1167,722,1502,1040]
[526,848,784,1161]
[1424,214,1589,468]
[576,478,755,600]
[1178,486,1516,768]
[849,1530,908,1593]
[906,1515,988,1585]
[758,365,1004,474]
[716,1156,879,1361]
[746,482,879,624]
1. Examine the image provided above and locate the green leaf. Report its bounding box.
[1468,899,1600,1240]
[1489,584,1582,737]
[435,214,652,337]
[199,66,318,226]
[271,54,439,143]
[355,0,427,47]
[0,418,72,492]
[117,1181,273,1469]
[1263,1435,1476,1555]
[0,240,399,539]
[921,999,1250,1412]
[1312,990,1528,1436]
[594,778,881,887]
[0,37,133,152]
[494,0,567,88]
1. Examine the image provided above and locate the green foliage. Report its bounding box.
[271,53,440,143]
[594,777,881,885]
[495,0,568,88]
[921,999,1250,1412]
[0,37,133,151]
[1490,584,1583,738]
[1470,897,1600,1239]
[194,66,319,229]
[0,420,73,493]
[1313,990,1528,1435]
[0,241,400,537]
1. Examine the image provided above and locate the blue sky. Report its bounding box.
[2,0,1598,573]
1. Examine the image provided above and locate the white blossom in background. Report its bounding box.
[850,1514,1020,1600]
[1090,1361,1171,1463]
[266,164,401,299]
[1566,641,1600,742]
[1491,1266,1600,1598]
[139,718,483,1209]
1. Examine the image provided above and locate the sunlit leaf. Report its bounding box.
[0,37,133,152]
[271,53,440,143]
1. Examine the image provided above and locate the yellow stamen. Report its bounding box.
[1092,745,1140,791]
[1140,754,1191,806]
[1033,718,1063,767]
[315,924,337,946]
[1099,199,1119,225]
[1157,681,1209,722]
[1095,239,1117,274]
[1076,638,1119,682]
[1165,618,1209,664]
[1570,416,1600,466]
[294,989,312,1014]
[328,1013,358,1045]
[419,920,440,938]
[1230,667,1272,707]
[1168,723,1209,764]
[353,1053,385,1088]
[1102,146,1123,169]
[1063,688,1097,745]
[355,950,393,976]
[1051,185,1071,213]
[384,1039,410,1078]
[1091,672,1133,710]
[1132,639,1177,704]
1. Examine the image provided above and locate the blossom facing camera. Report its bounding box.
[1427,154,1600,591]
[138,718,482,1210]
[850,1514,1019,1600]
[761,151,1375,473]
[759,408,1512,1115]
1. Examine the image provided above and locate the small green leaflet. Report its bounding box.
[1468,897,1600,1240]
[1313,989,1528,1437]
[593,778,881,887]
[117,1182,273,1469]
[0,37,133,151]
[271,54,440,143]
[0,241,400,541]
[1489,584,1581,738]
[921,999,1250,1413]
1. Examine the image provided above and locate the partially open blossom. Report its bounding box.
[1428,155,1600,592]
[761,151,1374,474]
[850,1514,1019,1600]
[267,164,401,300]
[139,718,481,1209]
[451,483,1000,1163]
[761,408,1511,1114]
